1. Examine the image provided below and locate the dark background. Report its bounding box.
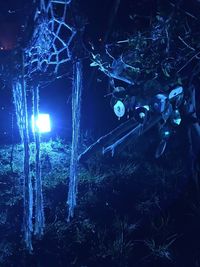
[0,2,200,266]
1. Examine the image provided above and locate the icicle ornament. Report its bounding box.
[32,86,45,238]
[67,61,83,220]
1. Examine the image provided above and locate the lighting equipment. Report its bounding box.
[32,114,51,133]
[171,109,182,125]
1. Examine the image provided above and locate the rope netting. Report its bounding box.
[11,0,81,251]
[25,0,76,78]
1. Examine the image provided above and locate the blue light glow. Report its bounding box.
[32,114,51,133]
[114,100,125,118]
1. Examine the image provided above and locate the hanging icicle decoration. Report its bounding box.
[32,86,45,238]
[12,53,33,251]
[67,60,83,221]
[12,82,24,140]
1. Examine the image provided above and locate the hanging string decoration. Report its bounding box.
[12,65,33,252]
[25,0,76,79]
[67,60,83,220]
[10,0,83,250]
[23,0,84,221]
[32,86,45,238]
[9,0,77,251]
[12,81,24,140]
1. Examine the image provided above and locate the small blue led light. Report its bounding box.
[171,110,182,125]
[32,114,51,133]
[164,130,170,137]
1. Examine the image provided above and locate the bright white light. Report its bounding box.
[32,114,51,133]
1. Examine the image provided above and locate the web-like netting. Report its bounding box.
[13,0,79,251]
[25,0,76,78]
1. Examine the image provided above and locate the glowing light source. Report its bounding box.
[160,127,171,140]
[114,100,125,118]
[32,114,51,133]
[171,109,182,125]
